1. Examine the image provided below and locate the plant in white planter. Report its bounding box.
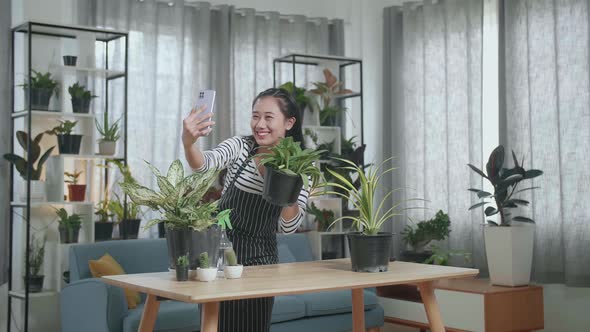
[468,145,543,286]
[223,248,243,279]
[95,113,120,155]
[197,252,217,282]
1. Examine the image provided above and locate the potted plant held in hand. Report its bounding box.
[65,170,85,201]
[46,120,82,154]
[400,210,451,263]
[3,131,55,202]
[94,199,114,241]
[95,114,120,155]
[468,145,543,286]
[56,208,82,244]
[175,254,189,281]
[24,234,46,292]
[223,248,243,279]
[258,137,324,207]
[197,252,217,282]
[68,82,97,113]
[22,70,59,111]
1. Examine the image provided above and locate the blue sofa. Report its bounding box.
[60,234,384,332]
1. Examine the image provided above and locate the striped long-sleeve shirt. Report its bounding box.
[194,136,308,233]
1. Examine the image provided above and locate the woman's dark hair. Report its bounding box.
[251,88,304,146]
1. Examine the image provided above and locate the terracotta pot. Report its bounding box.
[68,184,86,201]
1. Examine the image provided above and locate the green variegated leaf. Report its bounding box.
[166,159,184,186]
[145,160,162,177]
[156,175,174,196]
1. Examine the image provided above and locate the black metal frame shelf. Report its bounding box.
[7,21,128,332]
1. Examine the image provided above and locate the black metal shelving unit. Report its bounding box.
[7,22,128,332]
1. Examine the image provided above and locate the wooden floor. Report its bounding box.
[382,322,422,332]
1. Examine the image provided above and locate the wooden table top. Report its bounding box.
[102,259,478,303]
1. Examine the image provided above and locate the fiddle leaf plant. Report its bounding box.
[3,131,55,180]
[468,145,543,226]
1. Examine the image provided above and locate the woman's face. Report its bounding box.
[251,97,295,147]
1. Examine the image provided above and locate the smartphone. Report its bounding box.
[195,89,216,118]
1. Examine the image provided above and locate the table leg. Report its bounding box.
[352,288,365,332]
[139,294,160,332]
[417,281,445,332]
[200,301,220,332]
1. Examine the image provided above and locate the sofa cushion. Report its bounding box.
[123,300,200,332]
[276,234,314,262]
[88,253,141,309]
[271,295,306,323]
[297,289,378,317]
[278,244,296,263]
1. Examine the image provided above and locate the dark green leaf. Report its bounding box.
[486,220,499,226]
[484,206,498,216]
[512,150,519,167]
[524,169,543,179]
[515,186,540,194]
[468,188,483,193]
[468,201,489,210]
[486,145,504,180]
[513,216,535,223]
[505,199,529,206]
[467,164,488,179]
[477,191,492,198]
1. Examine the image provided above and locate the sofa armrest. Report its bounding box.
[61,278,128,332]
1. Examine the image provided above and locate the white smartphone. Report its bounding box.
[195,89,216,118]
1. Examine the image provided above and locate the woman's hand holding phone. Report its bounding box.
[182,105,215,147]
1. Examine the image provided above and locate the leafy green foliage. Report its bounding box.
[22,70,59,95]
[176,254,189,267]
[309,69,352,126]
[279,82,310,111]
[319,105,345,126]
[224,248,238,266]
[55,208,82,230]
[402,210,451,251]
[199,252,210,268]
[423,245,472,266]
[258,137,324,192]
[64,170,83,185]
[467,145,544,226]
[46,120,78,135]
[119,159,231,231]
[68,82,97,100]
[306,202,335,231]
[2,131,55,180]
[95,114,121,142]
[27,234,46,276]
[95,199,113,223]
[108,193,142,222]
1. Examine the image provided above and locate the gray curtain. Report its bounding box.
[0,0,12,285]
[382,0,485,268]
[82,0,344,237]
[503,0,590,286]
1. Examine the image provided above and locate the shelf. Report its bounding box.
[274,53,362,66]
[318,231,347,235]
[52,154,123,161]
[11,201,94,208]
[11,110,95,119]
[13,21,127,42]
[9,290,58,300]
[52,65,125,79]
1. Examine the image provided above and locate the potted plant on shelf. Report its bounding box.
[24,234,45,293]
[120,159,232,270]
[3,131,55,202]
[197,252,217,282]
[64,170,86,201]
[309,69,352,126]
[56,208,82,244]
[400,210,451,263]
[108,194,142,240]
[94,199,114,241]
[175,254,189,281]
[468,145,543,286]
[46,120,82,154]
[21,70,59,111]
[223,248,243,279]
[258,137,324,206]
[95,114,120,155]
[307,202,335,232]
[62,55,77,66]
[68,82,97,114]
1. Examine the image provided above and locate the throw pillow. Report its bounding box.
[88,253,141,309]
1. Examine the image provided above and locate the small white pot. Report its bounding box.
[484,224,535,286]
[98,141,116,155]
[197,268,217,282]
[223,265,243,279]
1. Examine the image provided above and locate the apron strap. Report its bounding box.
[225,139,256,190]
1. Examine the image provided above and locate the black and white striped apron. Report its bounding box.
[217,149,282,332]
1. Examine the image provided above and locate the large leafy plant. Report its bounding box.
[468,145,543,226]
[55,208,82,230]
[68,82,97,100]
[22,70,59,94]
[258,137,324,192]
[119,160,231,231]
[401,210,451,251]
[309,69,352,126]
[3,131,55,180]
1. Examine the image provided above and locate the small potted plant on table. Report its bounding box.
[223,248,243,279]
[175,254,189,281]
[197,252,217,282]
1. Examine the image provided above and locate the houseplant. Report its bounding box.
[400,210,451,263]
[94,199,114,241]
[65,170,85,201]
[223,248,243,279]
[309,69,352,126]
[120,159,231,270]
[3,131,55,202]
[175,254,189,281]
[108,193,142,239]
[68,82,97,113]
[56,208,82,244]
[95,114,120,155]
[24,234,46,293]
[46,120,82,154]
[258,137,324,206]
[307,202,335,232]
[197,252,217,282]
[22,70,59,110]
[468,145,543,286]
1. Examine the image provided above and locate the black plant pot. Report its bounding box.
[57,134,83,154]
[175,266,189,281]
[190,226,221,269]
[63,55,77,66]
[158,223,166,238]
[120,218,141,239]
[347,232,393,272]
[71,98,91,113]
[262,165,303,207]
[95,222,113,241]
[23,275,44,293]
[400,250,433,264]
[25,88,53,110]
[59,225,80,244]
[165,225,191,269]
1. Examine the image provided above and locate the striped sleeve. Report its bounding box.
[279,183,310,234]
[193,136,244,172]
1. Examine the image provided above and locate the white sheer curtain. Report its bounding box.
[0,0,11,284]
[382,0,485,268]
[503,0,590,286]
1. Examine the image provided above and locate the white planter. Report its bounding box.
[484,224,535,286]
[20,180,46,202]
[98,141,116,155]
[223,265,243,279]
[197,268,217,282]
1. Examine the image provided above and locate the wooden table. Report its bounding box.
[102,259,478,332]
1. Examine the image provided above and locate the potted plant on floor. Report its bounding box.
[68,82,97,114]
[24,234,46,293]
[175,254,189,281]
[197,252,217,282]
[120,159,232,270]
[223,248,243,279]
[46,120,82,154]
[258,137,324,206]
[56,208,82,244]
[65,170,86,201]
[309,69,352,126]
[94,199,114,241]
[95,113,120,155]
[22,70,59,111]
[400,210,451,263]
[467,145,543,286]
[3,131,55,202]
